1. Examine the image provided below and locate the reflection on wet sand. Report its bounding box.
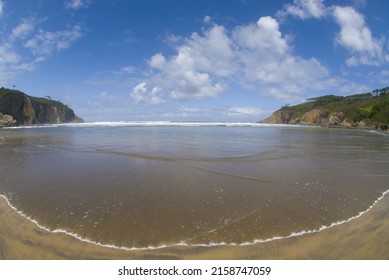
[1,194,389,259]
[1,125,389,258]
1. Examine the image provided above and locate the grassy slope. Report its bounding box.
[0,87,71,111]
[285,93,389,127]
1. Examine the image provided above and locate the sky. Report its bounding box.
[1,0,389,122]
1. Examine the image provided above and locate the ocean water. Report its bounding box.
[0,122,388,249]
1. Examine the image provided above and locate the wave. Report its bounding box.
[1,188,388,251]
[3,121,309,129]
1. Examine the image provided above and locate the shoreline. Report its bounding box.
[1,191,389,259]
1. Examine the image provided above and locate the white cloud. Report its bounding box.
[332,6,386,66]
[147,25,231,100]
[131,82,165,105]
[224,107,264,117]
[0,0,4,18]
[98,91,118,103]
[277,0,327,20]
[65,0,90,10]
[120,66,136,73]
[160,106,267,120]
[0,18,38,84]
[186,25,236,77]
[378,70,389,84]
[149,53,166,69]
[24,25,83,57]
[203,15,212,24]
[11,19,35,40]
[233,16,329,98]
[0,43,21,84]
[0,43,20,65]
[233,16,288,55]
[0,16,84,85]
[144,16,329,102]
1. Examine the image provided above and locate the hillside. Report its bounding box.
[260,87,389,130]
[0,87,83,127]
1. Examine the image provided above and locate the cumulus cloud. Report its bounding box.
[277,0,327,20]
[144,17,329,101]
[131,82,165,105]
[232,15,328,93]
[332,6,386,66]
[65,0,91,10]
[147,25,231,100]
[233,16,288,56]
[203,15,212,24]
[276,1,388,67]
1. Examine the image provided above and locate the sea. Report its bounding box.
[1,122,388,250]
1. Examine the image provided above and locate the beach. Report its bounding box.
[1,124,389,259]
[1,192,389,259]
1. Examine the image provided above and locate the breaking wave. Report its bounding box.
[3,121,308,129]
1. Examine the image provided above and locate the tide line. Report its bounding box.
[1,188,389,251]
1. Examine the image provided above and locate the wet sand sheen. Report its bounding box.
[1,125,389,255]
[1,193,389,259]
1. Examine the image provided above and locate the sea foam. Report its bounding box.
[1,189,388,251]
[3,121,308,129]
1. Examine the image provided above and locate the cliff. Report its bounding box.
[0,87,83,127]
[260,87,389,130]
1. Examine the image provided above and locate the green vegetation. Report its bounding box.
[0,87,22,99]
[282,86,389,128]
[1,87,82,125]
[30,96,71,111]
[0,87,71,111]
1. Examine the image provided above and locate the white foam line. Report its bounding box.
[1,189,389,251]
[3,122,309,129]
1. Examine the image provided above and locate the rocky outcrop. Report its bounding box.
[260,89,389,130]
[260,108,382,130]
[260,110,294,124]
[0,114,17,127]
[0,88,83,126]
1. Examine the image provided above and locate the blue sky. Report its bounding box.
[1,0,389,122]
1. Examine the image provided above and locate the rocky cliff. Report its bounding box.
[0,88,83,127]
[259,108,375,129]
[259,89,389,130]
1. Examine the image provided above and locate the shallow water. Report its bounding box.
[0,123,388,249]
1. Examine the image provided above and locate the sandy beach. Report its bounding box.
[1,192,388,260]
[1,125,389,259]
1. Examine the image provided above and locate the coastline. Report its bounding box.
[1,192,389,259]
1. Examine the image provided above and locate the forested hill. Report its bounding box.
[260,87,389,130]
[0,87,83,127]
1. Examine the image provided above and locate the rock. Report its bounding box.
[328,112,344,127]
[259,110,294,124]
[0,88,83,125]
[300,109,328,125]
[0,114,17,127]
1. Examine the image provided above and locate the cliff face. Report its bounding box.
[260,108,385,129]
[260,108,370,128]
[0,88,83,126]
[260,91,389,130]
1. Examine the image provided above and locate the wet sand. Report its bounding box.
[1,193,388,260]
